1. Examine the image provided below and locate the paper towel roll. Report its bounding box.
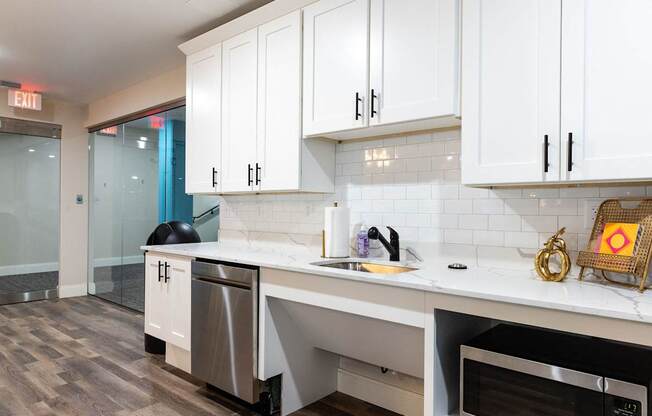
[324,204,350,258]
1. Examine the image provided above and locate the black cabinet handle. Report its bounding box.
[157,261,163,282]
[567,132,573,172]
[355,92,362,120]
[212,167,218,187]
[247,164,253,186]
[164,262,170,283]
[370,89,378,118]
[255,163,261,185]
[543,135,549,173]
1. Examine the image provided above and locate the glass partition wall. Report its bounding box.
[88,106,218,311]
[0,131,60,304]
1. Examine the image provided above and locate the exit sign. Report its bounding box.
[8,89,42,111]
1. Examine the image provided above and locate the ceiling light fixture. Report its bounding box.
[140,136,148,141]
[48,154,55,158]
[28,148,35,152]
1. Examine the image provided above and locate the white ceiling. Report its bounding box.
[0,0,270,104]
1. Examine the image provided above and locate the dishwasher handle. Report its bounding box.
[191,260,257,289]
[192,275,251,290]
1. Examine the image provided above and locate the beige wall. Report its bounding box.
[86,66,185,127]
[0,88,89,297]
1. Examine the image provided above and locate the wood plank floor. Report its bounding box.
[0,297,399,416]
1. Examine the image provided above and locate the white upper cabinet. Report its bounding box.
[303,0,460,139]
[303,0,369,136]
[257,11,302,191]
[186,44,222,193]
[561,0,652,182]
[369,0,458,126]
[463,0,652,186]
[461,0,562,185]
[221,28,259,193]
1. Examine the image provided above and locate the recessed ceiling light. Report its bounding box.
[48,154,55,158]
[131,176,139,180]
[140,136,148,141]
[28,148,35,152]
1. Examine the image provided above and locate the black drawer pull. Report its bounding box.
[247,164,253,186]
[370,89,378,118]
[255,163,261,185]
[544,135,549,173]
[212,167,218,187]
[567,132,573,172]
[355,92,362,120]
[157,261,163,282]
[164,262,170,283]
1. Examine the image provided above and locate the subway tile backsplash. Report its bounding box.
[218,127,652,253]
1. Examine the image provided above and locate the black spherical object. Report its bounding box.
[146,221,201,246]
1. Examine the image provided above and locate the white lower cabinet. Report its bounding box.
[144,253,191,351]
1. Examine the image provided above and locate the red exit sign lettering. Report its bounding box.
[8,89,42,111]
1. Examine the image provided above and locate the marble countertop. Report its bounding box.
[141,241,652,325]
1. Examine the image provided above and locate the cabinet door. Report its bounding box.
[144,254,167,340]
[257,11,302,191]
[221,28,258,192]
[461,0,561,185]
[186,45,221,193]
[303,0,369,136]
[369,0,458,126]
[166,258,191,351]
[561,0,652,181]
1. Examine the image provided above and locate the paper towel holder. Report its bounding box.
[322,201,350,258]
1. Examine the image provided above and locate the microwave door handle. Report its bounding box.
[461,346,605,392]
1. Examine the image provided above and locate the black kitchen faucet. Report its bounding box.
[368,226,400,261]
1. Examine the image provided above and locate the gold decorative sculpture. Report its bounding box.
[535,227,571,282]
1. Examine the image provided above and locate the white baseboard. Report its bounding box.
[0,262,59,277]
[93,255,143,268]
[59,284,87,298]
[337,369,424,416]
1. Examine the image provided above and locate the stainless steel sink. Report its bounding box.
[312,260,417,274]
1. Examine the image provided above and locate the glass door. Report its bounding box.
[0,132,60,304]
[88,106,218,311]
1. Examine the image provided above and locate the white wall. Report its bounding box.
[86,66,185,127]
[0,88,88,297]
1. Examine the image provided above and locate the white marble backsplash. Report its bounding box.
[218,127,652,272]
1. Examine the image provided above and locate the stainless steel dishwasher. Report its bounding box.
[191,259,263,405]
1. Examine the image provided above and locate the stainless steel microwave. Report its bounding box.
[460,325,650,416]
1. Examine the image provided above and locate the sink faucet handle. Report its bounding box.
[387,226,399,241]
